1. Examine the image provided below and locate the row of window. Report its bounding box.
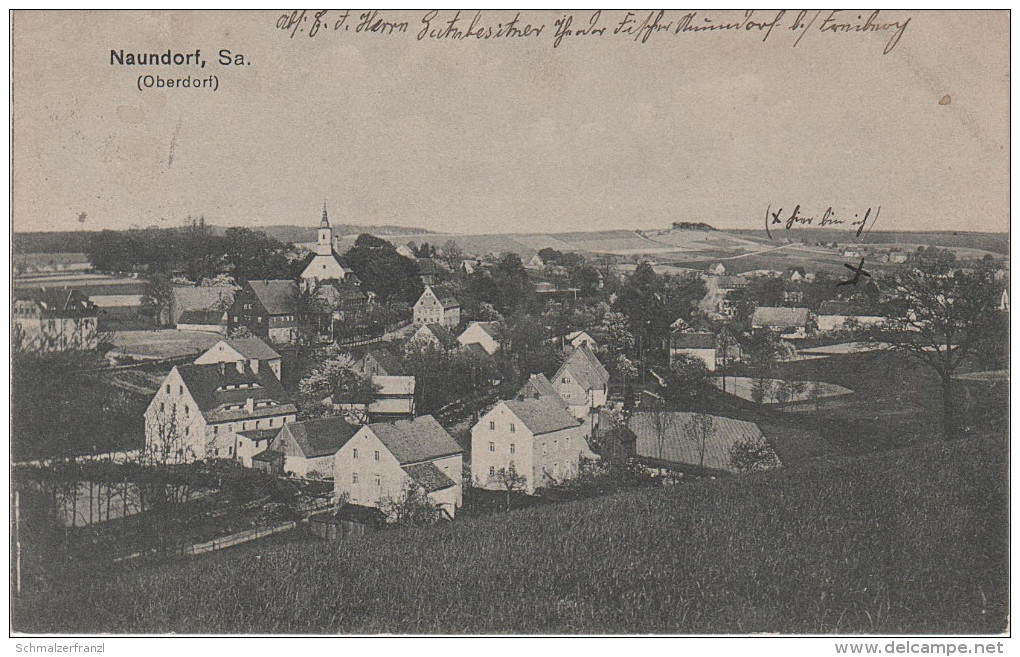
[210,416,289,434]
[488,421,516,433]
[488,442,516,454]
[351,473,382,486]
[159,402,189,416]
[352,448,380,461]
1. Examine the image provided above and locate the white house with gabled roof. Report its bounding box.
[194,335,283,380]
[413,285,460,327]
[552,345,611,422]
[333,415,464,518]
[300,205,354,288]
[457,321,501,354]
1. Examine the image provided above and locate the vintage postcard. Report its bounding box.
[9,9,1009,645]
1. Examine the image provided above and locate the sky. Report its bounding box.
[11,10,1010,235]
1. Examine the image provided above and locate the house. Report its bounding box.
[460,259,478,275]
[235,428,282,468]
[526,254,545,269]
[889,253,908,264]
[710,263,726,276]
[471,394,590,494]
[413,285,460,327]
[12,287,99,352]
[717,275,747,291]
[143,361,297,463]
[194,335,283,380]
[350,346,416,419]
[409,323,459,352]
[517,373,569,409]
[416,258,440,286]
[271,416,359,478]
[669,332,717,371]
[815,301,885,333]
[168,285,236,327]
[564,330,598,351]
[299,205,354,288]
[628,411,780,474]
[176,309,227,334]
[395,244,416,259]
[552,345,611,422]
[334,415,464,519]
[315,278,368,316]
[751,307,812,338]
[457,320,501,354]
[228,279,299,344]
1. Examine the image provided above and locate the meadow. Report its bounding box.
[12,435,1007,635]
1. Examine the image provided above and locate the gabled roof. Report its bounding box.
[671,332,716,349]
[177,309,226,326]
[224,336,281,361]
[14,287,96,317]
[440,295,460,309]
[751,306,810,328]
[299,250,353,274]
[368,415,463,465]
[462,320,499,340]
[353,346,408,377]
[246,280,298,316]
[237,428,283,444]
[556,345,610,390]
[403,461,457,493]
[517,372,559,400]
[502,396,579,436]
[172,286,234,312]
[283,417,359,459]
[416,323,459,350]
[818,300,882,317]
[717,275,747,290]
[175,362,296,423]
[461,342,490,359]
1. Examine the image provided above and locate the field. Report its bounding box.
[712,376,853,404]
[12,435,1007,634]
[730,230,1010,256]
[108,329,224,360]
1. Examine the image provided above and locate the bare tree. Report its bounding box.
[492,463,528,512]
[688,413,715,474]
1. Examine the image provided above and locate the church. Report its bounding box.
[300,204,354,289]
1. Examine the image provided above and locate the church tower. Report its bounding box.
[316,203,332,256]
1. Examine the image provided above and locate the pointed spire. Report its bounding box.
[320,201,329,228]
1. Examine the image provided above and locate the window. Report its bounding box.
[489,421,495,430]
[166,384,170,394]
[489,466,495,477]
[184,405,189,416]
[172,403,176,414]
[179,385,183,395]
[160,402,165,412]
[213,426,218,434]
[185,427,190,436]
[510,423,515,433]
[352,473,359,484]
[489,442,495,452]
[374,451,380,462]
[228,446,233,456]
[561,377,568,383]
[374,475,381,487]
[353,448,359,459]
[510,444,515,455]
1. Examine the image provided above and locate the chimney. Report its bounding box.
[245,397,254,413]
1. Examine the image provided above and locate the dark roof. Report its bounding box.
[818,300,881,317]
[502,396,579,435]
[175,362,296,423]
[671,332,716,349]
[752,307,810,328]
[177,309,226,326]
[629,412,774,473]
[224,336,280,360]
[283,417,359,458]
[441,296,460,309]
[516,373,566,407]
[246,280,298,315]
[354,346,408,377]
[417,324,459,349]
[717,275,747,290]
[556,345,610,390]
[14,287,97,317]
[368,415,463,465]
[237,428,283,444]
[461,343,489,359]
[252,449,284,463]
[403,461,457,493]
[172,286,234,312]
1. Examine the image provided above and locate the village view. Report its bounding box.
[10,212,1010,634]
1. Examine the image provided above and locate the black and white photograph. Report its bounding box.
[7,8,1011,648]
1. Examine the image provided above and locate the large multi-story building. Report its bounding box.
[12,287,99,352]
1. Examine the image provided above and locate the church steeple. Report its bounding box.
[316,203,333,256]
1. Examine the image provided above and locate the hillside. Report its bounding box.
[13,436,1007,634]
[730,229,1010,256]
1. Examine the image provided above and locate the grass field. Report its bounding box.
[12,435,1007,634]
[712,377,853,404]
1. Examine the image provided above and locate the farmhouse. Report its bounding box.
[168,285,235,328]
[350,346,416,419]
[457,320,501,354]
[12,287,99,352]
[410,323,459,352]
[552,345,611,421]
[517,373,569,408]
[751,306,812,338]
[271,416,359,478]
[235,428,281,468]
[143,361,297,463]
[471,394,589,495]
[194,335,283,380]
[628,411,780,474]
[669,332,717,371]
[564,330,598,351]
[334,415,464,518]
[228,279,299,344]
[299,205,354,288]
[816,301,885,333]
[413,285,461,327]
[176,309,226,334]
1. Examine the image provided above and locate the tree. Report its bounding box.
[729,436,781,473]
[441,239,463,264]
[862,251,1003,440]
[142,270,175,326]
[492,463,528,512]
[297,351,378,419]
[742,329,795,406]
[592,310,634,358]
[687,413,715,474]
[663,354,711,407]
[493,313,558,383]
[380,482,443,526]
[491,253,536,314]
[344,234,423,303]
